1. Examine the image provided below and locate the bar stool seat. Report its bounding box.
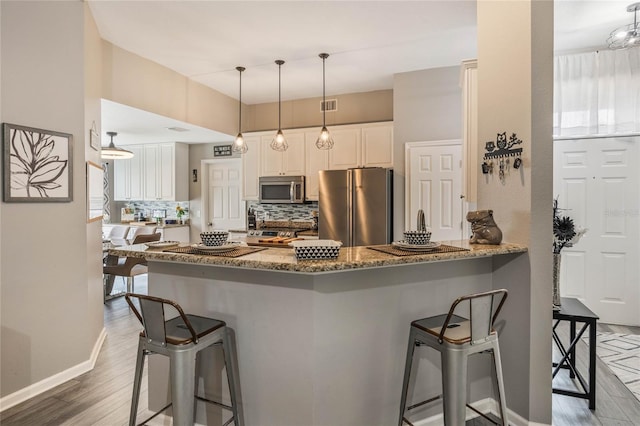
[398,289,509,426]
[125,293,243,426]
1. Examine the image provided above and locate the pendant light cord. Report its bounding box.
[278,61,282,130]
[322,55,326,128]
[238,69,242,132]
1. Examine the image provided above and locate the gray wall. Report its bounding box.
[392,66,462,238]
[0,1,104,399]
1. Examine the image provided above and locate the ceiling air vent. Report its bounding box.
[320,99,337,112]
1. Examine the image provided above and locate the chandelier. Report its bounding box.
[608,3,640,49]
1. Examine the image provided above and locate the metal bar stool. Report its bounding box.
[125,293,244,426]
[398,289,509,426]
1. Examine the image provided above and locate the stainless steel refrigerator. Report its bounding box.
[318,168,393,246]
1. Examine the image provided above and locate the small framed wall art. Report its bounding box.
[2,122,73,202]
[89,124,100,151]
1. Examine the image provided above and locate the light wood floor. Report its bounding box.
[1,276,639,425]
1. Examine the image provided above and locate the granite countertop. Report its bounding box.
[109,241,527,274]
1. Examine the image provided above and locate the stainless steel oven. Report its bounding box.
[259,175,305,204]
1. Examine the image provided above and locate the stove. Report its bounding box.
[247,228,306,238]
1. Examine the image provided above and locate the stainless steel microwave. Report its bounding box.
[259,176,305,204]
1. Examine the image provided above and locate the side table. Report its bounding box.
[552,297,599,409]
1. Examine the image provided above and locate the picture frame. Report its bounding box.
[89,128,100,151]
[2,123,73,202]
[86,161,103,223]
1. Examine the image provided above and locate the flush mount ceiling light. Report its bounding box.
[270,59,288,152]
[316,53,334,150]
[233,66,248,154]
[101,131,134,160]
[608,2,640,49]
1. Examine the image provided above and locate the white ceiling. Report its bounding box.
[92,0,637,144]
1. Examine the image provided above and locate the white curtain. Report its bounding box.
[554,49,640,136]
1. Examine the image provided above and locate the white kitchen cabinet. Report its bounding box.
[242,122,392,201]
[113,145,143,201]
[144,142,188,201]
[327,123,393,170]
[328,127,361,170]
[260,132,305,176]
[304,129,328,201]
[362,123,394,168]
[242,135,262,200]
[114,142,187,201]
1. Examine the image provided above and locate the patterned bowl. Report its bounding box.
[403,230,432,245]
[200,231,229,247]
[290,239,342,260]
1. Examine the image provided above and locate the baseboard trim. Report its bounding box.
[0,327,107,412]
[409,397,551,426]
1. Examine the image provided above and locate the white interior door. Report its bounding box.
[405,140,463,241]
[203,159,245,231]
[554,136,639,326]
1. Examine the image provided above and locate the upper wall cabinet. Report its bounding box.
[114,142,188,201]
[113,145,144,201]
[241,122,393,201]
[242,135,262,201]
[328,122,393,170]
[304,127,327,201]
[260,132,306,176]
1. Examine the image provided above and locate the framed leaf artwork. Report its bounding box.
[2,123,73,202]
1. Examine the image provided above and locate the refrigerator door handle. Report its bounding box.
[348,170,354,246]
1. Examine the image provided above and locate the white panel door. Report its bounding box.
[205,159,245,231]
[406,141,463,241]
[554,137,639,326]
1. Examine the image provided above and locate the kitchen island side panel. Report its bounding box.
[146,257,499,425]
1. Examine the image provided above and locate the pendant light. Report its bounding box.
[232,66,248,154]
[316,53,334,150]
[101,131,134,160]
[270,59,288,152]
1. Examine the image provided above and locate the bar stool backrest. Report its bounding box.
[131,232,161,245]
[125,293,199,346]
[439,289,508,344]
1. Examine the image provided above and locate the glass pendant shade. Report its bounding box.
[271,129,288,152]
[271,60,288,151]
[101,131,134,160]
[232,66,248,154]
[316,53,334,150]
[608,3,640,49]
[315,125,334,150]
[234,133,248,154]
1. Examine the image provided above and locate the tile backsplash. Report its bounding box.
[111,200,190,222]
[248,202,318,221]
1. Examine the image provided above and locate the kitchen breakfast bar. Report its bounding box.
[110,242,527,425]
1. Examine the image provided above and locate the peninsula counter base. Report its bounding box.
[141,248,527,426]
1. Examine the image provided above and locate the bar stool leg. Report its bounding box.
[170,350,197,426]
[491,340,508,426]
[222,328,244,426]
[398,328,419,426]
[129,339,146,426]
[441,348,467,426]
